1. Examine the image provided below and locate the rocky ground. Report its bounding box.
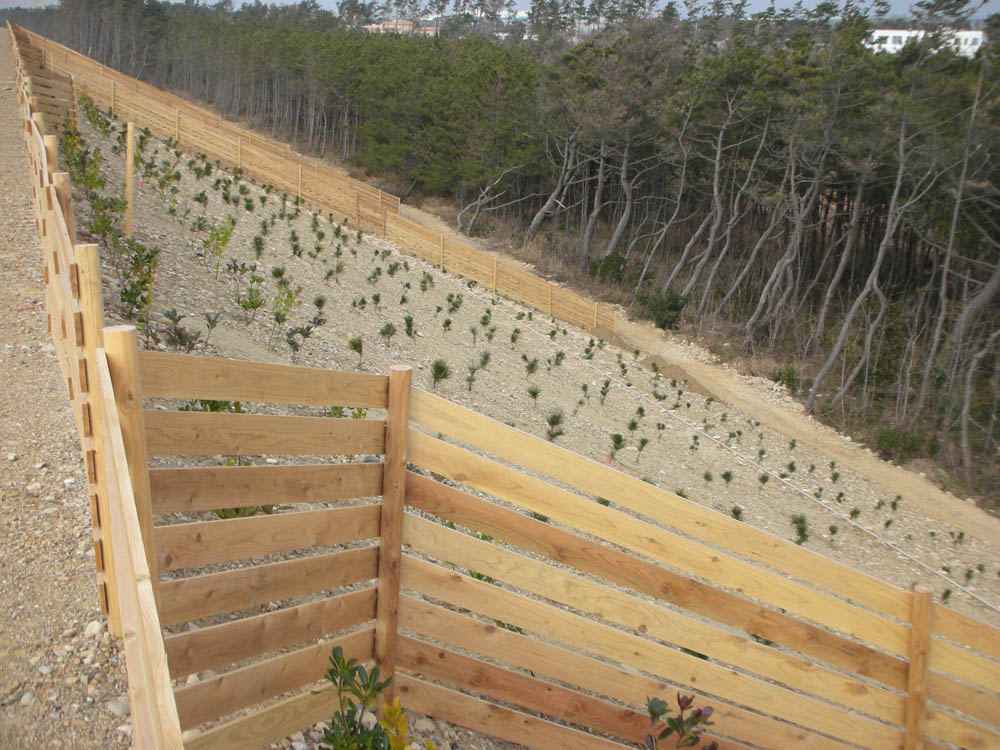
[1,42,130,748]
[4,29,1000,749]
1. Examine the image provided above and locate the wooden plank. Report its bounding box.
[400,597,848,750]
[405,472,908,690]
[927,670,1000,730]
[96,351,184,748]
[400,556,902,748]
[154,504,381,571]
[923,705,1000,750]
[398,636,652,744]
[928,637,1000,695]
[375,366,411,701]
[905,586,933,750]
[142,410,385,457]
[164,587,375,679]
[157,545,377,626]
[148,462,383,513]
[408,390,912,622]
[403,514,905,725]
[406,430,910,659]
[125,122,134,236]
[103,326,159,605]
[180,681,345,750]
[396,675,626,750]
[933,606,1000,661]
[175,628,373,729]
[137,349,387,406]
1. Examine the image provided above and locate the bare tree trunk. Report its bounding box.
[599,137,634,260]
[526,133,577,240]
[914,63,985,417]
[961,329,1000,481]
[579,139,608,266]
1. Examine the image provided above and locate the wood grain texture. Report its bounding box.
[96,351,183,748]
[103,326,159,605]
[400,555,902,748]
[375,366,411,700]
[136,349,388,407]
[157,545,377,626]
[396,675,626,750]
[164,586,374,679]
[399,597,847,750]
[154,504,380,571]
[406,472,907,689]
[174,628,373,729]
[409,389,911,623]
[404,513,905,725]
[143,410,385,456]
[407,430,909,658]
[148,462,383,513]
[182,682,340,750]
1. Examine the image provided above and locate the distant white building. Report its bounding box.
[866,28,984,57]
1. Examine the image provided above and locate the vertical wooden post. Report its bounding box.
[110,79,115,116]
[374,365,412,703]
[439,234,445,270]
[124,122,135,238]
[102,325,159,606]
[492,257,498,291]
[593,301,599,330]
[355,190,361,228]
[53,172,76,244]
[547,283,552,315]
[297,163,303,198]
[237,136,243,171]
[173,109,179,143]
[904,585,934,750]
[43,134,57,177]
[77,243,120,637]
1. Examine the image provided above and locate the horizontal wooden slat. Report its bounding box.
[149,462,383,513]
[404,514,904,724]
[398,637,655,745]
[396,674,625,750]
[407,430,909,659]
[401,555,902,748]
[175,628,373,729]
[929,638,1000,695]
[934,606,1000,661]
[165,587,375,679]
[400,597,847,750]
[143,410,385,456]
[182,681,339,750]
[158,545,377,626]
[406,472,907,689]
[154,504,380,571]
[409,389,912,623]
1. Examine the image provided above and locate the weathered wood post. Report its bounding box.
[374,365,412,703]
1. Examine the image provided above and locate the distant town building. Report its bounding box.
[866,28,984,57]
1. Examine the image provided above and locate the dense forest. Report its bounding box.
[6,0,1000,501]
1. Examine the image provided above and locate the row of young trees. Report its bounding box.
[6,0,998,500]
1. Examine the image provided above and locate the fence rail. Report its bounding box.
[11,22,616,337]
[10,20,1000,750]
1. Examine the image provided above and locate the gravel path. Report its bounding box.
[0,37,130,749]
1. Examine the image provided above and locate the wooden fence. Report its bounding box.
[11,21,1000,750]
[10,23,617,335]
